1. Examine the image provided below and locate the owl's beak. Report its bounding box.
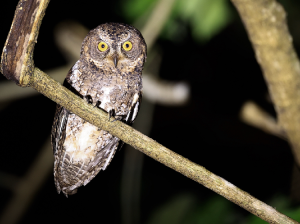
[113,56,118,68]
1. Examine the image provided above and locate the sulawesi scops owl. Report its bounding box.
[51,23,147,196]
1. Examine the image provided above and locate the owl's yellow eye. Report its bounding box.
[123,41,133,51]
[98,42,108,52]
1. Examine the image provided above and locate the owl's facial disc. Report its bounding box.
[82,23,146,70]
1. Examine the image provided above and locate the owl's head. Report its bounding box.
[80,23,147,73]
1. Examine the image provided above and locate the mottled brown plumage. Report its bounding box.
[51,23,147,196]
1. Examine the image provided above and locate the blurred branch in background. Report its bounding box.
[232,0,300,205]
[0,172,19,191]
[0,65,69,102]
[139,0,176,49]
[240,101,287,140]
[0,138,53,224]
[122,0,233,43]
[231,0,300,169]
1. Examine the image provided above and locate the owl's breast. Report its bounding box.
[93,85,136,116]
[67,60,141,115]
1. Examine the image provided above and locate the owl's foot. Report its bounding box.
[108,109,115,121]
[83,95,93,104]
[94,100,101,108]
[111,116,123,123]
[93,100,116,122]
[107,109,123,122]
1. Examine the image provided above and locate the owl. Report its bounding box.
[51,23,147,197]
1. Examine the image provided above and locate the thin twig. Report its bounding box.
[140,0,176,49]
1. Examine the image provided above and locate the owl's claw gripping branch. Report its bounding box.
[94,100,101,108]
[108,109,114,121]
[83,95,93,104]
[0,0,299,223]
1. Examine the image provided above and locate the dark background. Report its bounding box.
[0,0,300,223]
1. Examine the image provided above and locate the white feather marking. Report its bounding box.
[102,145,117,170]
[100,86,112,109]
[58,114,65,136]
[70,152,75,163]
[62,150,67,166]
[64,122,100,162]
[125,110,131,122]
[75,162,85,177]
[72,61,79,71]
[132,102,139,121]
[132,93,139,105]
[56,114,65,148]
[78,125,94,151]
[70,62,81,84]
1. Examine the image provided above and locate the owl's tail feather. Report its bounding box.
[56,137,119,196]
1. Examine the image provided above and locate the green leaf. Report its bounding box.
[163,0,233,42]
[122,0,233,43]
[122,0,158,22]
[193,0,232,41]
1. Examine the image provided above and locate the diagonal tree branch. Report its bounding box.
[0,0,298,223]
[31,68,300,224]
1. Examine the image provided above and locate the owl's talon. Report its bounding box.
[108,110,114,121]
[83,95,93,104]
[94,101,101,108]
[111,116,122,122]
